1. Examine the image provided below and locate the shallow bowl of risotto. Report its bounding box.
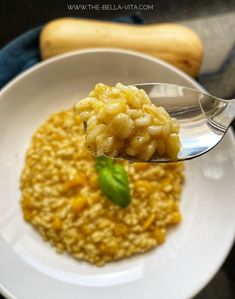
[0,48,235,299]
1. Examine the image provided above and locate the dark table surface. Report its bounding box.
[0,0,235,298]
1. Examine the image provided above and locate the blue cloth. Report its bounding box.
[0,27,41,88]
[0,16,144,89]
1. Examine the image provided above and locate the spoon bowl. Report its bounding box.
[134,83,235,162]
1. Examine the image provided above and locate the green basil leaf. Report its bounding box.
[95,156,113,171]
[98,163,131,207]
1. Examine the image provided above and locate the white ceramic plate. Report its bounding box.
[0,49,235,299]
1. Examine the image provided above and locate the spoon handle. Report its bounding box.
[227,99,235,123]
[199,96,235,132]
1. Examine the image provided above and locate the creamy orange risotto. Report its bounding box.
[20,109,184,266]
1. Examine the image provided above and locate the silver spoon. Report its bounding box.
[133,83,235,162]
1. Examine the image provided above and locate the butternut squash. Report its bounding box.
[40,18,203,77]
